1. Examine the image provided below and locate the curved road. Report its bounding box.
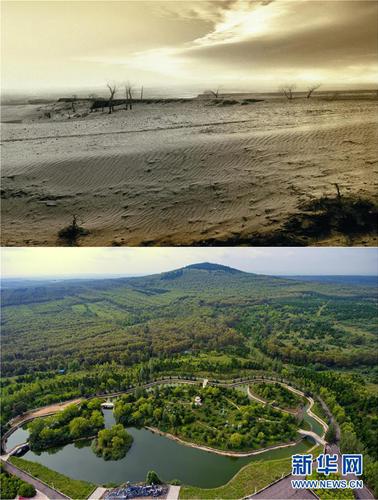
[3,376,351,500]
[1,460,69,499]
[4,376,328,454]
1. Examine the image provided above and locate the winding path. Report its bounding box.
[1,376,329,500]
[247,382,327,446]
[3,376,328,456]
[1,459,69,499]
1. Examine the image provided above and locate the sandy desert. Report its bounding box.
[1,95,377,246]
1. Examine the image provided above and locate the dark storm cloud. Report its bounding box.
[184,1,378,71]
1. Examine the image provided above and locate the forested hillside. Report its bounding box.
[1,264,378,494]
[1,263,377,376]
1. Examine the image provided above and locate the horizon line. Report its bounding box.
[3,273,378,279]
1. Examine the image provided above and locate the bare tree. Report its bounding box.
[140,85,144,100]
[124,82,134,110]
[128,84,133,110]
[88,93,97,112]
[57,214,88,246]
[71,94,78,112]
[205,87,220,99]
[106,83,117,114]
[334,183,342,201]
[306,83,321,99]
[279,84,296,100]
[329,91,339,101]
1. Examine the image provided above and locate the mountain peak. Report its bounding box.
[183,262,244,274]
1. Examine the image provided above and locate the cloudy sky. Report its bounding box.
[2,247,377,278]
[2,0,377,93]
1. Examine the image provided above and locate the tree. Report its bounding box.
[153,407,162,422]
[92,424,133,460]
[124,82,133,110]
[18,482,36,498]
[306,84,321,99]
[279,84,296,100]
[325,423,337,443]
[146,470,162,485]
[69,416,90,438]
[12,401,27,416]
[257,431,265,445]
[229,432,243,448]
[57,215,89,246]
[88,94,98,112]
[106,83,117,114]
[205,87,220,99]
[340,430,365,455]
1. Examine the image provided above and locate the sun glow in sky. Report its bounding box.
[1,0,377,93]
[192,1,281,46]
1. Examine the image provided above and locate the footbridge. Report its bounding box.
[298,429,326,446]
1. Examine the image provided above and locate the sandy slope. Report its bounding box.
[1,98,377,246]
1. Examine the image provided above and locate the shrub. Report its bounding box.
[146,470,162,485]
[18,482,37,498]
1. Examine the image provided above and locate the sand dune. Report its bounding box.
[1,98,377,246]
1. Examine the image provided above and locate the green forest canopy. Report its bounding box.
[2,265,377,376]
[1,264,377,495]
[114,384,298,451]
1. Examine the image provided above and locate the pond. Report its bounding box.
[7,410,315,488]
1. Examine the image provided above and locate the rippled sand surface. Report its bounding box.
[1,98,377,246]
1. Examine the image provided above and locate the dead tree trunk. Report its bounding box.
[306,84,321,99]
[106,83,117,114]
[280,85,296,100]
[128,87,133,110]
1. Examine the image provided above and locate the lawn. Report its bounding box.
[9,456,96,499]
[180,457,292,499]
[180,444,323,499]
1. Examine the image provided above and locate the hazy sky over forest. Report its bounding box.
[2,248,377,277]
[2,0,378,93]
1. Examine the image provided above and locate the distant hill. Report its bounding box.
[184,262,246,273]
[280,275,378,287]
[1,263,377,376]
[1,263,376,307]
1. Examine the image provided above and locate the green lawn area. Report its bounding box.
[179,458,291,499]
[9,456,96,499]
[180,444,323,499]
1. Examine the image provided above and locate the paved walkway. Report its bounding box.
[88,486,107,499]
[166,485,181,500]
[2,460,69,499]
[327,444,375,500]
[251,475,316,499]
[22,489,49,500]
[298,429,326,446]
